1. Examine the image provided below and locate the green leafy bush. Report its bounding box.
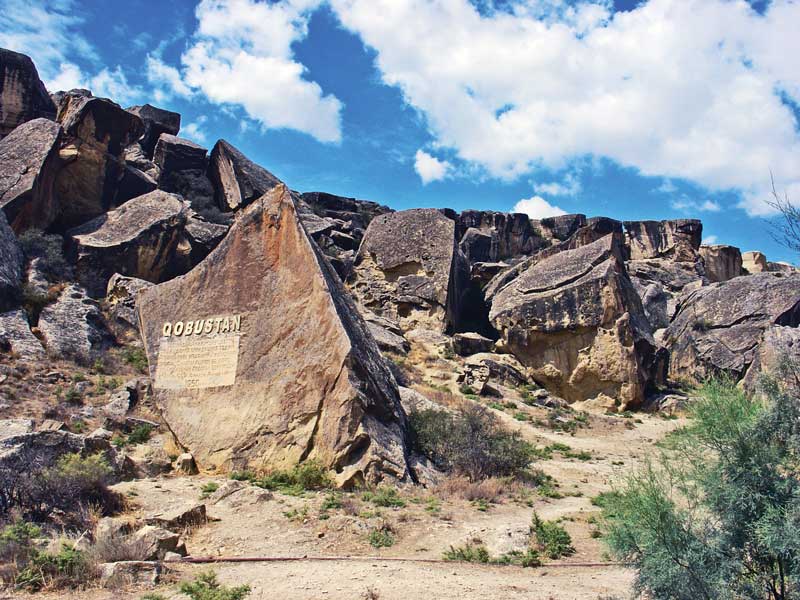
[253,460,333,494]
[602,374,800,599]
[179,571,251,600]
[368,528,395,548]
[530,512,575,559]
[443,543,490,563]
[362,487,406,508]
[409,405,534,480]
[123,347,148,372]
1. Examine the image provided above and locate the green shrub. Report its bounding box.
[15,544,93,591]
[459,384,476,395]
[530,512,575,559]
[493,548,542,567]
[123,347,148,373]
[200,482,220,499]
[602,375,800,599]
[253,460,333,494]
[362,487,406,508]
[443,543,490,563]
[179,571,251,600]
[409,405,534,480]
[368,528,395,548]
[128,424,153,445]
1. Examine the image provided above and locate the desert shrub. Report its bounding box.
[89,527,150,563]
[14,543,94,591]
[123,347,148,372]
[435,476,510,503]
[409,404,534,480]
[443,542,490,563]
[493,548,542,567]
[253,460,333,494]
[21,284,58,325]
[0,453,121,530]
[530,512,574,559]
[362,486,406,508]
[17,229,71,281]
[602,375,800,599]
[179,571,251,600]
[368,527,395,548]
[128,424,154,444]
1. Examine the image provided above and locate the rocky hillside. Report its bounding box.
[1,45,799,490]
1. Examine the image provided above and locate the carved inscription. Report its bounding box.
[154,314,243,390]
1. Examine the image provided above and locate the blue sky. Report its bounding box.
[2,0,799,263]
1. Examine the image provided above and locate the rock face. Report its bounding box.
[489,234,657,409]
[154,134,206,180]
[55,96,143,228]
[456,211,548,262]
[743,325,800,390]
[623,219,702,261]
[208,139,282,211]
[0,118,62,231]
[126,104,180,157]
[742,250,768,273]
[664,272,800,382]
[137,185,410,486]
[67,190,193,297]
[0,310,44,358]
[700,244,742,283]
[105,274,154,342]
[0,49,57,139]
[38,284,110,365]
[351,209,469,333]
[0,210,22,309]
[626,260,705,330]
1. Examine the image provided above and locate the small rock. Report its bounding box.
[132,525,182,560]
[145,504,207,530]
[452,332,494,356]
[99,561,160,588]
[173,452,198,475]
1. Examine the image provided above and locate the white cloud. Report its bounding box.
[655,179,678,194]
[331,0,800,216]
[47,62,85,91]
[512,195,567,219]
[171,0,342,143]
[671,197,721,213]
[702,235,719,245]
[532,171,582,196]
[414,149,451,184]
[182,116,209,144]
[146,55,194,103]
[89,67,144,105]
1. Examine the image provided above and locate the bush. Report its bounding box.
[602,376,800,599]
[368,528,395,548]
[409,405,534,480]
[10,539,94,591]
[443,542,490,563]
[179,571,251,600]
[253,460,333,494]
[362,487,406,508]
[89,527,150,563]
[530,512,574,559]
[123,347,148,373]
[443,543,541,567]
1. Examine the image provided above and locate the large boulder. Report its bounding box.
[538,214,587,242]
[0,49,57,139]
[136,185,410,486]
[0,118,62,231]
[208,139,282,211]
[67,190,193,297]
[489,234,657,409]
[38,284,110,365]
[153,134,206,180]
[351,209,469,333]
[126,104,180,157]
[626,259,706,330]
[663,272,800,383]
[742,250,768,273]
[104,274,154,343]
[457,211,548,262]
[0,210,22,309]
[55,95,143,228]
[743,325,800,390]
[699,244,742,283]
[0,309,44,358]
[623,219,702,261]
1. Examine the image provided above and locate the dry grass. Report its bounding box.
[412,386,464,410]
[88,527,152,563]
[434,476,519,503]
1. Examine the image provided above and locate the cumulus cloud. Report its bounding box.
[702,235,719,245]
[512,195,567,219]
[182,116,209,144]
[671,197,722,213]
[331,0,800,216]
[414,150,451,184]
[532,171,582,196]
[173,0,343,143]
[146,55,194,103]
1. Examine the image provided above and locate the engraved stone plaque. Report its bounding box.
[154,335,240,390]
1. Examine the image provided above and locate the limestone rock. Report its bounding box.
[38,284,110,365]
[460,352,530,395]
[184,216,229,263]
[398,386,445,414]
[132,525,182,560]
[174,452,198,475]
[144,504,207,530]
[0,210,22,309]
[154,134,206,181]
[161,168,216,212]
[457,211,548,262]
[55,95,144,228]
[452,332,494,356]
[0,309,44,358]
[538,214,587,242]
[366,322,410,355]
[137,185,410,486]
[99,561,160,588]
[663,272,800,382]
[126,104,181,157]
[489,234,657,408]
[105,274,154,342]
[743,325,800,390]
[623,219,702,261]
[208,139,282,211]
[114,164,157,206]
[0,118,62,231]
[351,209,469,333]
[67,190,193,297]
[699,244,742,283]
[626,259,706,330]
[0,49,56,139]
[742,250,768,273]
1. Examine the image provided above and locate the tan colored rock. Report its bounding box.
[699,244,742,283]
[0,49,56,139]
[623,219,702,262]
[174,452,198,475]
[742,250,768,273]
[137,185,410,486]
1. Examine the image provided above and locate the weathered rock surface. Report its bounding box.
[742,250,768,273]
[460,352,530,395]
[0,118,62,231]
[623,219,702,261]
[743,325,800,390]
[664,272,800,382]
[0,49,57,139]
[452,332,494,356]
[114,164,157,206]
[105,274,154,342]
[489,234,657,408]
[208,139,282,211]
[137,185,410,486]
[700,244,742,283]
[457,211,548,262]
[38,284,110,365]
[99,561,160,588]
[55,95,143,228]
[67,190,193,297]
[154,134,206,180]
[626,259,706,330]
[366,321,410,355]
[126,104,180,157]
[351,209,469,333]
[538,214,587,242]
[0,210,22,309]
[0,309,44,358]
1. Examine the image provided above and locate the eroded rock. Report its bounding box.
[208,139,282,211]
[623,219,702,261]
[0,210,22,309]
[700,245,742,283]
[0,309,44,358]
[126,104,180,157]
[38,284,110,365]
[0,49,57,139]
[105,274,154,342]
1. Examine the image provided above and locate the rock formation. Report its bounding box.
[0,49,57,139]
[351,209,469,333]
[137,185,410,486]
[208,139,282,212]
[489,234,658,409]
[0,210,22,309]
[127,104,181,157]
[38,284,110,365]
[623,219,702,261]
[700,244,742,283]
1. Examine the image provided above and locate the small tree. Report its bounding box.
[602,374,800,599]
[766,174,800,256]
